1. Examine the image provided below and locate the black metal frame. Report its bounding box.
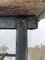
[0,15,38,29]
[0,16,17,60]
[0,15,38,60]
[0,53,16,60]
[0,53,16,57]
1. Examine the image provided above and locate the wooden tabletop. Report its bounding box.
[0,0,45,16]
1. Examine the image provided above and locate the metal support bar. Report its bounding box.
[0,53,16,57]
[0,53,8,60]
[0,16,38,29]
[16,17,28,60]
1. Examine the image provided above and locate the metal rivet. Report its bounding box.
[22,20,25,23]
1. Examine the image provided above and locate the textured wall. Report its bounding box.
[28,45,45,60]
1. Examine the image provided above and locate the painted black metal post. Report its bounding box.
[16,17,28,60]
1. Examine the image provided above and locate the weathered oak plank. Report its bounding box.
[0,0,45,16]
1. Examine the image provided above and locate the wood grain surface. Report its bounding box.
[0,0,45,16]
